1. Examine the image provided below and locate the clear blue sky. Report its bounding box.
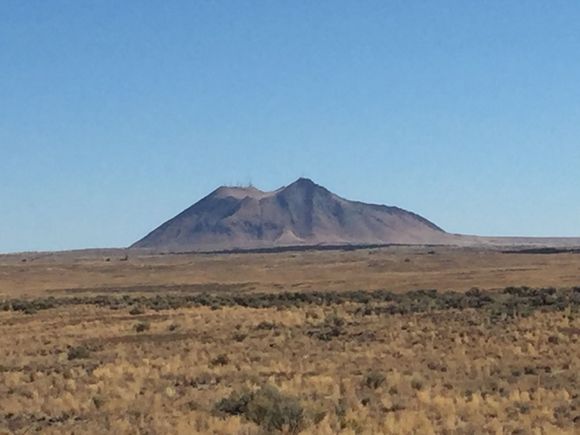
[1,1,579,253]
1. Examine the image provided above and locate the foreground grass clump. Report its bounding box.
[215,384,305,433]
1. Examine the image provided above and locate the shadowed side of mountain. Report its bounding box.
[131,178,455,252]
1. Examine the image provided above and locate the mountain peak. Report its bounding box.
[132,178,448,251]
[293,177,316,185]
[284,177,323,191]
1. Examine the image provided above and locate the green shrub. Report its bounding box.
[256,321,277,330]
[23,306,38,315]
[92,395,106,409]
[3,286,578,316]
[215,389,254,416]
[232,332,247,342]
[134,321,150,333]
[129,306,145,315]
[411,378,424,390]
[210,354,230,367]
[68,345,90,360]
[363,371,386,389]
[215,385,304,433]
[246,385,304,433]
[307,313,346,341]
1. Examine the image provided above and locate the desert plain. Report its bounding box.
[0,246,579,434]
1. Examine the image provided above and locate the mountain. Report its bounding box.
[131,178,455,252]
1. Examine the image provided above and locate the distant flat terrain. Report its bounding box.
[2,245,579,298]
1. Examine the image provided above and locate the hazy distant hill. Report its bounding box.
[132,178,456,252]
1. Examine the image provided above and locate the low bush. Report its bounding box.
[307,313,346,341]
[129,306,145,315]
[215,384,305,434]
[232,332,247,342]
[134,321,150,333]
[256,321,277,330]
[2,286,578,320]
[363,371,386,389]
[210,354,230,367]
[67,345,90,360]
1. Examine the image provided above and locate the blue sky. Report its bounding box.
[1,1,579,252]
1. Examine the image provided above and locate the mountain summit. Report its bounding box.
[132,178,451,251]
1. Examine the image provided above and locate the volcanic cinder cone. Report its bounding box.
[132,178,452,252]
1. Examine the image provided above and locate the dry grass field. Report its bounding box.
[0,246,579,434]
[2,246,580,298]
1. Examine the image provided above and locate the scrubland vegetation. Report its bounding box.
[1,285,579,434]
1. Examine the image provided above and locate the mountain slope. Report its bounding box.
[132,178,452,251]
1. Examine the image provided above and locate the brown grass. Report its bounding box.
[0,247,579,433]
[2,246,580,298]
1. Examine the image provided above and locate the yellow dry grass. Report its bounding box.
[0,246,579,433]
[1,304,578,434]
